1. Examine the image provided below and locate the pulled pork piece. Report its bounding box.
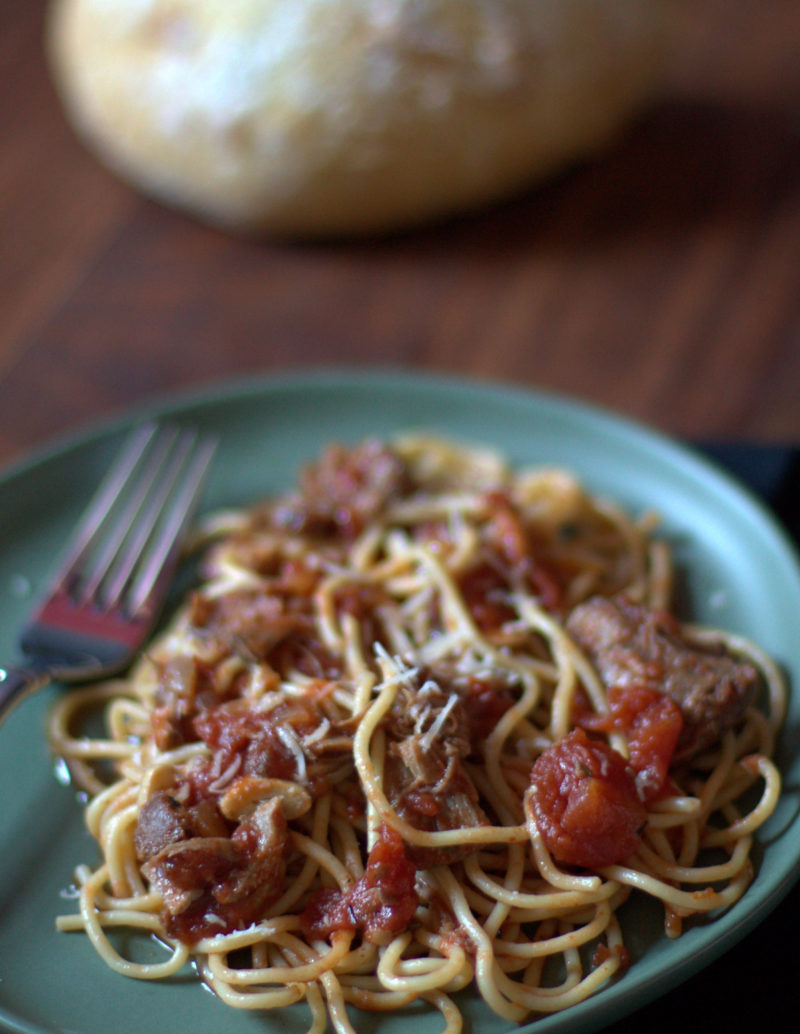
[566,595,760,762]
[218,798,289,904]
[141,836,239,917]
[189,588,340,679]
[383,671,488,867]
[273,440,411,539]
[134,789,229,861]
[190,588,312,659]
[150,655,207,750]
[482,491,564,611]
[138,795,289,942]
[192,695,356,798]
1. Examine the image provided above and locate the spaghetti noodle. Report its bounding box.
[51,435,786,1032]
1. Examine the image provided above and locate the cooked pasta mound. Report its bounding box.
[51,435,786,1033]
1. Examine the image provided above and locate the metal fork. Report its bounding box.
[0,422,217,723]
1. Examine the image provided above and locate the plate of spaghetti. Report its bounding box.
[0,370,798,1034]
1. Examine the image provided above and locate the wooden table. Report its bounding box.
[1,0,799,470]
[1,3,799,1034]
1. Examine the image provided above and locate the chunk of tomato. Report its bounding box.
[529,729,645,869]
[580,685,684,802]
[300,825,417,944]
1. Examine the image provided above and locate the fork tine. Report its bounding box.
[52,422,217,620]
[124,430,217,616]
[77,424,181,605]
[97,426,197,609]
[53,423,160,591]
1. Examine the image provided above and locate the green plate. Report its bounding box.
[1,370,798,1034]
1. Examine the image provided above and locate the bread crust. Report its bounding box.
[47,0,675,237]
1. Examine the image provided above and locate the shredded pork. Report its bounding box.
[567,595,760,761]
[383,669,489,866]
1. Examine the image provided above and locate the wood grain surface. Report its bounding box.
[1,0,799,469]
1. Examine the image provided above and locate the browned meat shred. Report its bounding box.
[566,595,760,762]
[191,589,314,660]
[272,440,411,539]
[189,589,341,679]
[134,790,231,862]
[151,591,345,753]
[138,796,289,940]
[134,791,191,860]
[382,668,490,866]
[150,655,205,750]
[217,798,289,903]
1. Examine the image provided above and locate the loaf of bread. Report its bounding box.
[47,0,676,238]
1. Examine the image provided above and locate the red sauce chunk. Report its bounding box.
[462,676,516,753]
[580,685,684,802]
[592,942,631,972]
[192,700,316,792]
[529,729,646,869]
[484,491,564,612]
[458,562,517,633]
[301,826,417,944]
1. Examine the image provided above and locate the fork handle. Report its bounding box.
[0,664,52,723]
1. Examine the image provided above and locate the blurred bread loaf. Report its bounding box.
[47,0,675,238]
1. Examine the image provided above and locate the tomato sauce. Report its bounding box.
[529,729,646,869]
[458,562,517,632]
[192,704,302,792]
[156,824,287,943]
[301,826,417,943]
[163,872,263,944]
[579,685,684,801]
[462,676,516,752]
[592,942,631,971]
[484,491,564,612]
